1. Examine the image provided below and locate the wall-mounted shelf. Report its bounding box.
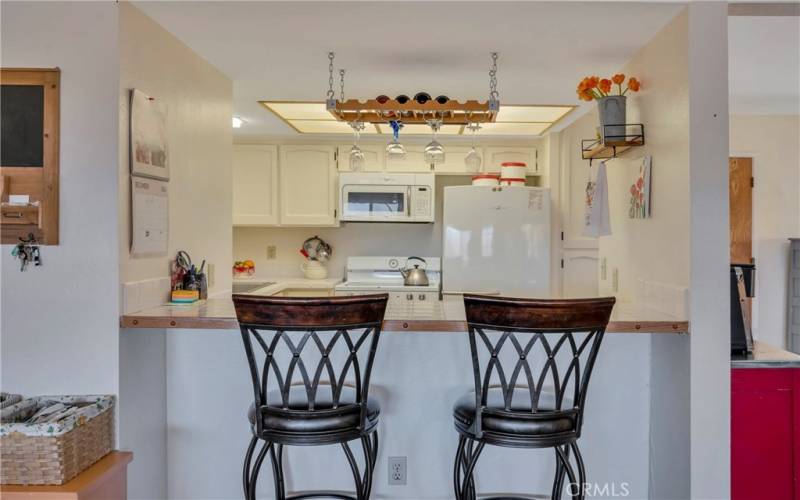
[582,124,645,164]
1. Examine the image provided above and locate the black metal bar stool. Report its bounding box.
[452,294,616,500]
[232,293,388,500]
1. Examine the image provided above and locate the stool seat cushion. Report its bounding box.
[453,388,577,438]
[248,386,379,436]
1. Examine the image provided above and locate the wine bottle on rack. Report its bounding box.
[435,95,450,105]
[395,94,410,104]
[414,92,432,105]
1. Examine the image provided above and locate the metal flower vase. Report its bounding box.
[597,95,627,144]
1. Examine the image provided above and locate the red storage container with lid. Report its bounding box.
[500,162,527,180]
[472,174,500,186]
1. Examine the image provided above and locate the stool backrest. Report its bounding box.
[463,294,615,436]
[233,294,388,433]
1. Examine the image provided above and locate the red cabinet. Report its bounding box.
[732,368,800,500]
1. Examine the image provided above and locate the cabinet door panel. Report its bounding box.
[279,146,337,226]
[484,147,538,175]
[337,145,385,172]
[233,145,278,226]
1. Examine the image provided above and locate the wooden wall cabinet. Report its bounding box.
[278,145,338,226]
[232,145,279,226]
[1,68,60,244]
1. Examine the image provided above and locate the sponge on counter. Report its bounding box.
[171,290,200,303]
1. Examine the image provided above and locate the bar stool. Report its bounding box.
[452,294,616,500]
[232,293,389,500]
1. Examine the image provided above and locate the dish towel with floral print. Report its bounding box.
[582,160,611,237]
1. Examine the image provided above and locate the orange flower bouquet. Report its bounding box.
[576,74,641,101]
[577,74,641,142]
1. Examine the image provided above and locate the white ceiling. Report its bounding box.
[729,16,800,115]
[135,1,685,137]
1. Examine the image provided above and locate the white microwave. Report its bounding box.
[339,172,435,223]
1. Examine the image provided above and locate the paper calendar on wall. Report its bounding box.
[131,177,168,256]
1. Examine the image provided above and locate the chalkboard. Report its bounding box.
[1,84,44,167]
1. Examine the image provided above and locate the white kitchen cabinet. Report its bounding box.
[385,145,434,172]
[336,144,385,172]
[483,147,539,175]
[232,145,279,226]
[279,145,338,226]
[433,146,481,175]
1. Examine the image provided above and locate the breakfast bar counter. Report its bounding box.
[120,294,689,333]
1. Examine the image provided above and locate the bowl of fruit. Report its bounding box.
[233,260,255,278]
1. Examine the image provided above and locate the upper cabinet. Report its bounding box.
[279,146,338,226]
[336,144,385,172]
[483,147,538,175]
[233,145,278,226]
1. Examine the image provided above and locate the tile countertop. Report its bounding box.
[731,341,800,368]
[121,292,689,334]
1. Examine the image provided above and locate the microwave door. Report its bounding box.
[341,185,408,221]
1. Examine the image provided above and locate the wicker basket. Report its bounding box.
[0,395,114,485]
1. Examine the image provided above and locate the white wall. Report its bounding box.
[115,4,233,499]
[0,2,120,397]
[730,114,800,349]
[118,2,233,296]
[595,9,691,300]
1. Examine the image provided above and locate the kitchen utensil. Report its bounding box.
[400,256,429,286]
[464,123,482,173]
[424,119,445,165]
[386,121,407,160]
[301,235,332,262]
[349,121,366,171]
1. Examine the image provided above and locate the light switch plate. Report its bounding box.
[267,246,277,260]
[601,257,607,280]
[207,263,215,288]
[612,268,619,293]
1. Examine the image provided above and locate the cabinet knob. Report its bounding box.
[418,294,426,301]
[406,294,413,301]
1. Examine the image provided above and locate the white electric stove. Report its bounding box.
[334,256,441,303]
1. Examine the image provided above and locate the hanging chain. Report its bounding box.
[489,52,499,101]
[326,52,335,100]
[339,69,346,102]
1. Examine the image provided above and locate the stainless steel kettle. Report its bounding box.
[400,256,429,286]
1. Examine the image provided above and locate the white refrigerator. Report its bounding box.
[442,185,551,297]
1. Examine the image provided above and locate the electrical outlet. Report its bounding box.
[388,456,406,485]
[267,246,277,260]
[612,268,619,293]
[601,257,607,280]
[207,263,215,288]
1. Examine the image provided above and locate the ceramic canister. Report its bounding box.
[500,162,527,180]
[499,178,526,187]
[472,174,500,186]
[301,260,328,279]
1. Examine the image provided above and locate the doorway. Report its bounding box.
[729,157,753,326]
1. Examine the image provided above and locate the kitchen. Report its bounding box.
[3,1,797,500]
[114,4,692,499]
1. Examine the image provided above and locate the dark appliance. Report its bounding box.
[731,262,756,355]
